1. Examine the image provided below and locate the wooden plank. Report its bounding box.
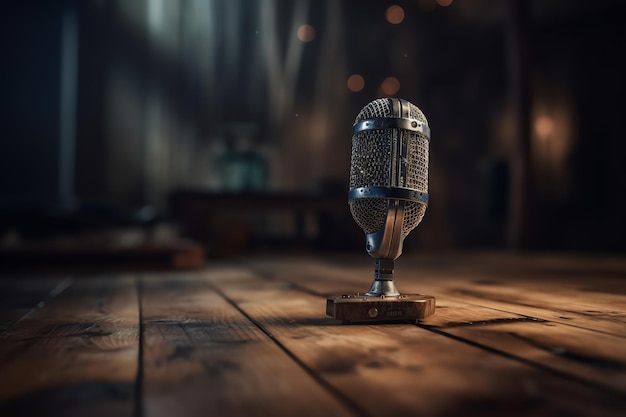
[208,269,626,417]
[0,276,139,417]
[395,257,626,337]
[440,320,626,393]
[378,258,626,336]
[240,258,547,325]
[435,282,626,337]
[248,256,626,336]
[140,270,355,417]
[0,276,71,332]
[246,258,626,394]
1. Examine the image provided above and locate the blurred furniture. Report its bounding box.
[168,189,359,257]
[1,252,625,416]
[0,202,205,271]
[0,239,205,271]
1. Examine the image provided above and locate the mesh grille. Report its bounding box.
[350,98,395,189]
[402,201,426,236]
[406,132,429,192]
[356,98,393,120]
[349,130,391,188]
[349,199,387,234]
[409,104,428,124]
[349,98,428,235]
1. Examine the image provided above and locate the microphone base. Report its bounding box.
[326,293,435,324]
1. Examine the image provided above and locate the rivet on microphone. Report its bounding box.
[368,308,379,318]
[411,121,418,128]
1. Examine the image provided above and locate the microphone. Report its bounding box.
[326,98,436,323]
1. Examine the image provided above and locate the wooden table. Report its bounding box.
[167,189,356,257]
[1,252,625,416]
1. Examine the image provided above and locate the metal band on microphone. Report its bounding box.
[352,117,431,139]
[348,186,429,206]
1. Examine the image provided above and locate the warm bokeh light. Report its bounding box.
[534,115,556,139]
[531,101,575,198]
[437,0,454,6]
[297,24,316,42]
[381,77,400,95]
[347,74,365,92]
[385,5,405,24]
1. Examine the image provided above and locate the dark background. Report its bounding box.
[1,0,625,266]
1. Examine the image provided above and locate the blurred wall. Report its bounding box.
[1,0,626,253]
[0,2,65,206]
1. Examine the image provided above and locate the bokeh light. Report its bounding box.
[436,0,454,7]
[381,77,400,95]
[297,24,316,42]
[347,74,365,92]
[534,115,556,139]
[385,5,405,24]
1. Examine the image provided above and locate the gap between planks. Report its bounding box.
[244,258,626,337]
[137,271,357,417]
[0,275,140,417]
[203,267,626,417]
[237,259,626,396]
[210,282,372,417]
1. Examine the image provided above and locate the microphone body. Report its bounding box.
[349,98,430,295]
[326,97,435,323]
[349,98,429,260]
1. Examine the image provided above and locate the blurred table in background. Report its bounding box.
[1,252,625,416]
[168,189,358,258]
[0,201,206,272]
[0,238,205,272]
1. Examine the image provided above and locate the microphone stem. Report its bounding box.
[374,259,394,280]
[366,259,400,296]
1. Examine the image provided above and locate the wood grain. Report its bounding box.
[140,270,354,417]
[401,253,626,334]
[1,253,624,417]
[248,256,626,335]
[208,268,626,417]
[0,276,139,417]
[441,320,626,392]
[0,277,71,332]
[243,258,626,392]
[437,283,626,337]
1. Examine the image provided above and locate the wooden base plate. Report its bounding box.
[326,294,435,323]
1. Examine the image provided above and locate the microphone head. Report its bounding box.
[349,98,430,259]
